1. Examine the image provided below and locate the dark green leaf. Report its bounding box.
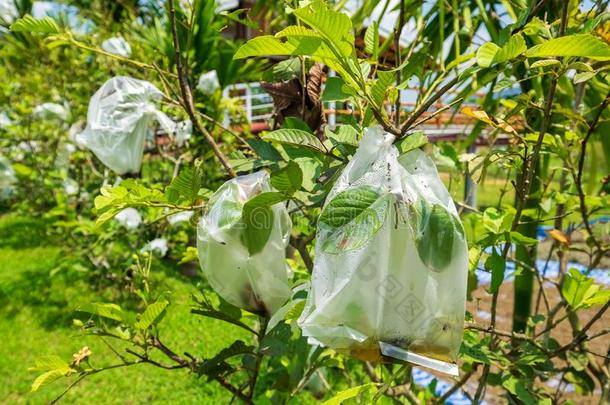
[486,248,506,294]
[396,131,428,154]
[263,129,326,153]
[271,161,303,195]
[319,186,390,253]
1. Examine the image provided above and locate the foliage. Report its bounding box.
[1,0,609,404]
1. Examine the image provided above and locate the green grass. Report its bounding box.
[0,215,248,404]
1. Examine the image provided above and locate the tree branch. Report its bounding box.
[167,0,236,178]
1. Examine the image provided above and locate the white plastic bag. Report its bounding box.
[101,36,132,57]
[197,171,292,315]
[0,154,16,199]
[0,111,12,128]
[33,102,69,121]
[115,207,142,229]
[0,0,17,23]
[76,76,175,175]
[141,238,168,257]
[298,127,468,375]
[197,70,220,95]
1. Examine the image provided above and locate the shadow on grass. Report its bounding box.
[0,216,52,249]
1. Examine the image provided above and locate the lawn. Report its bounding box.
[0,215,246,404]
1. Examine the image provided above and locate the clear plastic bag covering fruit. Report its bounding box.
[298,127,468,376]
[0,154,16,199]
[76,76,176,175]
[197,171,292,316]
[101,36,132,57]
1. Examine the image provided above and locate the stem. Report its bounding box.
[473,2,569,399]
[167,0,236,178]
[398,75,460,137]
[393,0,405,127]
[574,91,610,251]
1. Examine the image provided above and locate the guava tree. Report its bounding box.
[2,0,609,403]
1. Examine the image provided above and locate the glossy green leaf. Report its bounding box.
[263,129,326,153]
[240,192,285,256]
[525,34,610,60]
[322,383,376,405]
[79,302,124,323]
[364,21,379,58]
[396,131,428,154]
[486,248,506,294]
[562,268,610,310]
[135,299,169,330]
[321,76,353,101]
[477,34,526,67]
[271,161,303,195]
[31,369,69,392]
[413,201,463,272]
[234,36,295,59]
[319,186,390,253]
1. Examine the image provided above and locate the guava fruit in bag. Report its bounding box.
[76,76,176,175]
[298,127,468,375]
[197,171,292,316]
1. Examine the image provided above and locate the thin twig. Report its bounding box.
[167,0,236,177]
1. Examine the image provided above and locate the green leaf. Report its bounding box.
[567,61,594,72]
[240,192,286,256]
[562,268,610,310]
[412,201,463,272]
[509,231,538,246]
[477,34,526,67]
[284,117,312,132]
[321,76,353,101]
[79,302,124,322]
[234,36,295,59]
[364,21,379,58]
[501,376,536,405]
[197,340,254,379]
[573,71,596,83]
[370,70,395,108]
[525,34,610,60]
[326,125,359,147]
[319,186,391,253]
[31,369,69,392]
[396,131,428,154]
[530,59,560,69]
[322,383,376,405]
[263,129,326,153]
[293,0,354,57]
[271,161,303,195]
[567,351,589,372]
[482,207,513,234]
[30,356,71,372]
[266,58,301,82]
[135,299,169,330]
[11,14,62,34]
[165,166,202,203]
[486,248,506,294]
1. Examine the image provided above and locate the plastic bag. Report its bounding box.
[298,127,468,375]
[0,0,17,23]
[101,36,132,57]
[0,111,12,128]
[197,171,292,315]
[33,102,69,121]
[197,70,220,95]
[0,154,16,199]
[115,207,142,229]
[76,76,175,175]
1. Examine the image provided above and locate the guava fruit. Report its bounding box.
[412,200,463,272]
